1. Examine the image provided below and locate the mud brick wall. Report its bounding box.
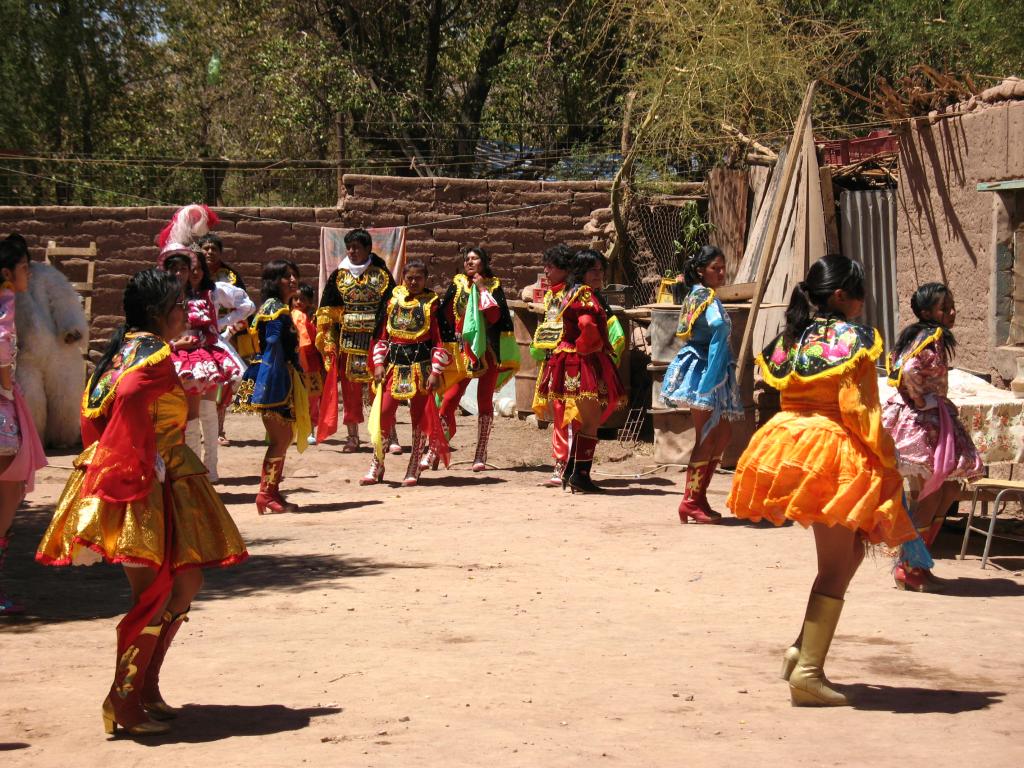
[0,175,611,359]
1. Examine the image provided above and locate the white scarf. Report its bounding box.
[341,256,372,277]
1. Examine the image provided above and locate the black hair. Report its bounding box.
[89,269,181,391]
[197,232,223,252]
[462,245,493,278]
[0,239,28,276]
[543,243,574,271]
[403,258,428,277]
[893,282,956,361]
[565,249,608,294]
[189,247,216,294]
[261,259,299,302]
[344,229,373,250]
[297,283,316,303]
[783,253,865,346]
[4,233,29,261]
[682,244,725,288]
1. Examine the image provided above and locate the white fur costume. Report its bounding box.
[15,262,89,447]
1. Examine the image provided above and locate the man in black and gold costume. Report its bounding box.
[315,229,396,451]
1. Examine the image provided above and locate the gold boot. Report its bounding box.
[102,624,171,735]
[788,593,850,707]
[780,644,801,681]
[143,608,190,720]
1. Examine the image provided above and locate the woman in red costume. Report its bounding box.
[534,249,625,493]
[530,244,573,487]
[428,246,517,472]
[37,269,248,735]
[362,260,450,487]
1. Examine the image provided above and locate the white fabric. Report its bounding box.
[478,288,498,311]
[213,281,255,332]
[185,418,202,458]
[340,256,372,278]
[14,262,88,448]
[199,399,219,481]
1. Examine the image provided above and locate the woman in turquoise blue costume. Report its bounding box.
[660,245,743,524]
[233,259,310,514]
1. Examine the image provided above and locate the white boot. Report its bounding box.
[199,399,220,482]
[185,419,202,459]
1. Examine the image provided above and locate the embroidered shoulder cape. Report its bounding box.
[675,286,716,343]
[759,318,882,389]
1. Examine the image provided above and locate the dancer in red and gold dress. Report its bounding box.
[37,269,247,735]
[534,250,625,493]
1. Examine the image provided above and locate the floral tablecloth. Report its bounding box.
[878,369,1024,465]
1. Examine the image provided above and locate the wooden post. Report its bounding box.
[734,81,818,383]
[819,166,840,254]
[335,112,347,208]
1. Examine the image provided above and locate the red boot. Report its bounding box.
[256,456,296,514]
[678,462,717,524]
[102,624,170,735]
[142,608,190,720]
[696,456,724,520]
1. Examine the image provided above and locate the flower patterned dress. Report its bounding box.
[881,327,982,498]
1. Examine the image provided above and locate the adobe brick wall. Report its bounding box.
[895,99,1024,382]
[0,175,611,359]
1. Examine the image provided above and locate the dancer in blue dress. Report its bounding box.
[660,245,743,523]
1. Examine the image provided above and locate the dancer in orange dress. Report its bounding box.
[37,269,247,735]
[727,254,915,707]
[533,250,625,493]
[291,283,325,445]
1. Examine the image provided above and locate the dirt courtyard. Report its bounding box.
[3,411,1024,767]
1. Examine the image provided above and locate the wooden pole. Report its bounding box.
[734,81,818,383]
[335,112,347,208]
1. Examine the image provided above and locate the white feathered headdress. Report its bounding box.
[156,204,220,260]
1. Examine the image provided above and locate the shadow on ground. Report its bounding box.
[4,504,428,631]
[123,704,342,745]
[845,684,1003,714]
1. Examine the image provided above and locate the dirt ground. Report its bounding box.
[3,411,1024,767]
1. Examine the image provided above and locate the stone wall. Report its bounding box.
[0,175,611,357]
[895,99,1024,381]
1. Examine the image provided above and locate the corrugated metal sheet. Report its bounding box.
[839,190,898,350]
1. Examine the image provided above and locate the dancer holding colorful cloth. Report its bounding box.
[429,246,518,472]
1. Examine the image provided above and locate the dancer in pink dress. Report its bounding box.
[882,283,982,592]
[160,248,253,481]
[0,238,48,615]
